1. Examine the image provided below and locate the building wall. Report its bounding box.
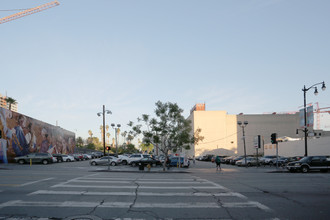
[0,94,18,112]
[187,110,237,157]
[186,107,300,158]
[264,136,330,156]
[0,107,75,163]
[236,114,300,156]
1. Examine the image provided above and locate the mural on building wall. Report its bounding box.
[0,107,75,163]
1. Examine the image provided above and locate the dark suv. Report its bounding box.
[286,156,330,173]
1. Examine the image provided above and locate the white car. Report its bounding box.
[90,156,121,166]
[127,154,151,165]
[61,154,75,162]
[118,155,130,165]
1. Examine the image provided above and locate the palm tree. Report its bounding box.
[5,97,17,111]
[121,131,127,144]
[106,132,110,144]
[88,130,93,138]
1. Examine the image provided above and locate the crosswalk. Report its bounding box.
[0,173,274,219]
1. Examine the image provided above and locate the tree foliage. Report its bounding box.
[5,97,17,110]
[76,136,84,147]
[130,101,204,160]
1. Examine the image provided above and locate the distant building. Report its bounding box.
[185,104,301,158]
[0,93,18,112]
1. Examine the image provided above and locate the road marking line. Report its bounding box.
[77,177,200,181]
[68,179,211,184]
[0,200,272,210]
[51,184,224,189]
[28,190,245,198]
[0,200,21,209]
[222,201,272,212]
[19,178,54,187]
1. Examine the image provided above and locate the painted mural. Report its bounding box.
[0,107,75,163]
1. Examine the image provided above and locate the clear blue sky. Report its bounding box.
[1,0,330,142]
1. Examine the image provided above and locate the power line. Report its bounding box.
[198,131,240,145]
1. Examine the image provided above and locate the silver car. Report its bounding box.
[90,156,120,166]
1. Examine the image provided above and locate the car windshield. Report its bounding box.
[299,157,310,163]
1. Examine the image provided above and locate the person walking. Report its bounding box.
[215,155,221,171]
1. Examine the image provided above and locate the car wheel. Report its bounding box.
[132,162,137,167]
[111,161,116,166]
[152,163,157,167]
[66,159,70,162]
[42,160,48,165]
[301,166,309,173]
[18,159,25,165]
[91,161,97,166]
[122,160,127,165]
[247,163,251,167]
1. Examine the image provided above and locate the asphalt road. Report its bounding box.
[0,160,329,220]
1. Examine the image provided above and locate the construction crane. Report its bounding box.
[0,0,59,24]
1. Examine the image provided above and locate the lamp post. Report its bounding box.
[97,105,112,156]
[302,81,326,156]
[111,123,121,157]
[238,121,248,167]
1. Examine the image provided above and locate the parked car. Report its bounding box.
[259,155,277,165]
[61,154,75,162]
[118,155,130,165]
[268,157,289,167]
[230,156,244,165]
[286,156,330,173]
[200,154,214,162]
[90,156,121,166]
[14,153,53,165]
[83,154,92,160]
[71,154,83,161]
[92,151,103,158]
[131,157,162,167]
[127,154,151,165]
[236,157,258,167]
[169,156,190,168]
[223,156,235,164]
[52,154,64,162]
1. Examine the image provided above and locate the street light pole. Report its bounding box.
[302,81,326,156]
[238,121,248,168]
[102,105,106,156]
[97,105,112,156]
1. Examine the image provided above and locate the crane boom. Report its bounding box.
[0,0,59,24]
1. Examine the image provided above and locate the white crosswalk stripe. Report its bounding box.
[0,173,273,219]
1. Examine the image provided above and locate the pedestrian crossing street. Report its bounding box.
[0,173,274,219]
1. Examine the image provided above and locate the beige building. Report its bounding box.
[0,93,18,112]
[185,104,300,158]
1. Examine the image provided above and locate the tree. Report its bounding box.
[131,101,204,170]
[76,137,84,147]
[5,97,17,111]
[140,143,154,154]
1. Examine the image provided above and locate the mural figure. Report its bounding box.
[0,108,13,163]
[12,115,29,156]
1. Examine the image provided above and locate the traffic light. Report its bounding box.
[271,133,277,144]
[106,146,111,151]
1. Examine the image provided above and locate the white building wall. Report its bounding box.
[264,137,330,156]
